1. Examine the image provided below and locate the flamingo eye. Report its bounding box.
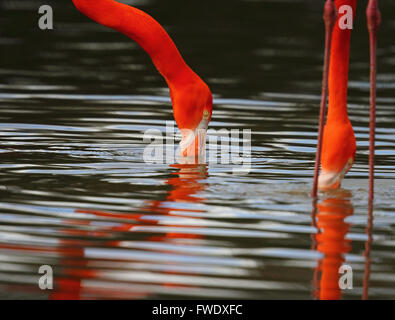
[203,109,210,120]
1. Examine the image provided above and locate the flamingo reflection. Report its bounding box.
[312,190,353,300]
[50,163,208,299]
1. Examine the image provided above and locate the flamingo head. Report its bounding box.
[318,120,356,190]
[170,79,213,158]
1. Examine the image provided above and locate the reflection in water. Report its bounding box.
[363,201,374,300]
[312,193,375,300]
[312,191,353,300]
[50,164,208,299]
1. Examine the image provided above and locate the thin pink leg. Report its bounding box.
[366,0,381,202]
[363,0,381,301]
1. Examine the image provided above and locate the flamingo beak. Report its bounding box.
[318,158,353,190]
[179,127,207,157]
[318,170,344,190]
[178,114,209,163]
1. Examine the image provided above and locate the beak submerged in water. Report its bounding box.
[178,116,209,163]
[318,170,344,190]
[318,158,354,190]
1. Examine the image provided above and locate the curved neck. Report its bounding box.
[327,0,356,123]
[72,0,198,86]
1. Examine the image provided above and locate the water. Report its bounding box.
[0,0,394,299]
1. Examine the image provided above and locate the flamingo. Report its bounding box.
[312,0,381,195]
[71,0,381,191]
[71,0,213,158]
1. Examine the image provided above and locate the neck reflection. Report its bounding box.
[312,190,353,300]
[50,163,208,299]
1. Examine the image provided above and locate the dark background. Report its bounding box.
[1,0,394,100]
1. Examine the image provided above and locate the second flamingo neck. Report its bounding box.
[327,1,355,123]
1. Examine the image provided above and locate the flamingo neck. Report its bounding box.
[72,0,200,88]
[327,0,356,123]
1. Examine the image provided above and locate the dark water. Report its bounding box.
[0,0,395,299]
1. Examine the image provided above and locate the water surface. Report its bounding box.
[0,0,395,299]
